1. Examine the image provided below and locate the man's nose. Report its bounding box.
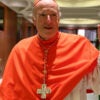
[47,15,51,23]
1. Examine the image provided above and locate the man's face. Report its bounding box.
[33,1,60,39]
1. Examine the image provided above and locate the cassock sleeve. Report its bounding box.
[87,53,100,94]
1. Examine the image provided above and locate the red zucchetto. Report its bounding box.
[33,0,56,7]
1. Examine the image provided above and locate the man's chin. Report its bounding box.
[44,30,55,34]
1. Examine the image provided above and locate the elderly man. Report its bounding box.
[0,0,100,100]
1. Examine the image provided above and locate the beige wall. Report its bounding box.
[0,2,17,77]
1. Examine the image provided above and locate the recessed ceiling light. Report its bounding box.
[57,0,100,7]
[60,18,100,24]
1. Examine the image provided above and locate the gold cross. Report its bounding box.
[37,84,51,99]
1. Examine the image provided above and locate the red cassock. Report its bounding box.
[0,32,99,100]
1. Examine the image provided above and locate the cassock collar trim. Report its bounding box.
[37,32,60,45]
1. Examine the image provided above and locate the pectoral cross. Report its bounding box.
[37,84,51,99]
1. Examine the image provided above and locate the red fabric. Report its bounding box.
[0,32,99,100]
[87,89,93,93]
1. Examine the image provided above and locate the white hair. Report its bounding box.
[32,1,61,19]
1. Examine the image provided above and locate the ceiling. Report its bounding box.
[0,0,100,27]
